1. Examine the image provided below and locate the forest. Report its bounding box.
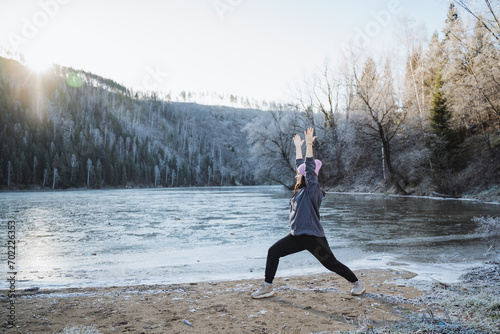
[246,2,500,199]
[0,58,263,189]
[1,2,499,200]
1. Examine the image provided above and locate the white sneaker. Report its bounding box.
[351,280,365,296]
[251,282,274,299]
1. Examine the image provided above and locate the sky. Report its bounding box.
[0,0,452,104]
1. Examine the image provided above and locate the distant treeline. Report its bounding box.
[0,57,261,189]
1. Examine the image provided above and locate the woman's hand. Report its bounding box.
[293,134,304,148]
[293,134,304,160]
[304,127,316,145]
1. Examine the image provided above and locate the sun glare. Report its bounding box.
[25,54,53,73]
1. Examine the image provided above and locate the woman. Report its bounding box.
[251,127,365,299]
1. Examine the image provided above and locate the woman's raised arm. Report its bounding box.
[304,127,316,158]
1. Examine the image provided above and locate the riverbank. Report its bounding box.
[2,269,422,333]
[2,263,498,333]
[388,259,500,333]
[325,184,500,205]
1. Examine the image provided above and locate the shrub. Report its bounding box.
[473,216,500,251]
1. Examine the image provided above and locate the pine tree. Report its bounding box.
[428,70,461,196]
[429,71,453,145]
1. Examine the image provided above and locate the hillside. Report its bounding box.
[0,57,263,189]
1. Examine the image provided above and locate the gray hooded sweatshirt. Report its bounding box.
[289,157,326,237]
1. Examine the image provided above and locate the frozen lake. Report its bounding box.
[1,186,498,289]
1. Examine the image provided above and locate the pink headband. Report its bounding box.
[298,159,322,177]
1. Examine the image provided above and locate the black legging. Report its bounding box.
[265,234,358,284]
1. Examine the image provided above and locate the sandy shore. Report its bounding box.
[0,268,431,333]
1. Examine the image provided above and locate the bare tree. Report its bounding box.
[86,158,93,186]
[294,62,348,185]
[443,3,500,151]
[154,165,160,186]
[52,167,58,190]
[455,0,500,43]
[397,17,429,127]
[70,154,78,184]
[43,168,48,187]
[244,108,304,188]
[7,160,12,188]
[33,156,38,184]
[352,56,408,194]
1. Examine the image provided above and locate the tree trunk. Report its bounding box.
[7,161,12,188]
[381,135,407,195]
[52,168,58,190]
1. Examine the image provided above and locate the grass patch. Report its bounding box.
[362,260,500,333]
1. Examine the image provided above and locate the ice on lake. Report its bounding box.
[1,186,498,289]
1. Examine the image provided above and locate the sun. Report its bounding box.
[25,53,54,73]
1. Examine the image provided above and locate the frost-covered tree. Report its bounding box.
[154,164,160,186]
[455,0,500,44]
[424,32,446,106]
[86,158,93,187]
[32,156,38,184]
[441,3,499,152]
[52,167,58,190]
[467,19,500,123]
[244,108,304,188]
[7,160,12,188]
[43,168,48,187]
[70,154,78,184]
[398,17,428,127]
[352,57,408,194]
[294,62,350,184]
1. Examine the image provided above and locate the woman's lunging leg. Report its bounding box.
[304,236,358,283]
[264,234,305,283]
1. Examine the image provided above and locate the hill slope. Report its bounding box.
[0,57,263,189]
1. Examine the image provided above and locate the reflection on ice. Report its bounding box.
[0,186,498,289]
